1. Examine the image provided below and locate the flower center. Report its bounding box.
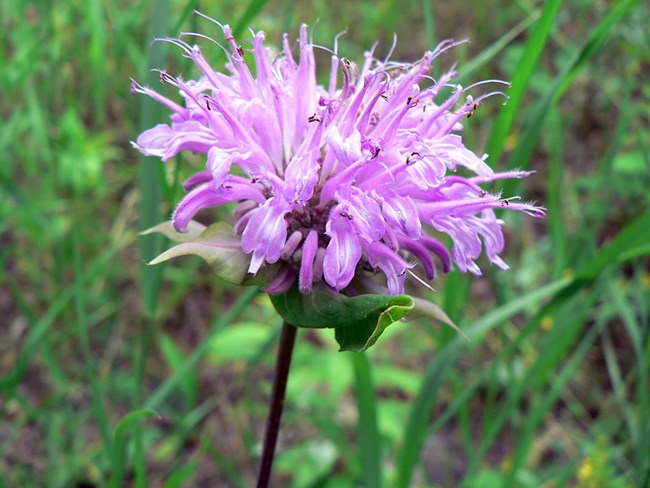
[285,199,335,249]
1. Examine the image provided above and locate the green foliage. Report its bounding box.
[2,0,649,486]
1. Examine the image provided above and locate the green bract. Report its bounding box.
[143,221,274,286]
[270,285,415,352]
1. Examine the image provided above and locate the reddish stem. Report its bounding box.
[256,321,298,488]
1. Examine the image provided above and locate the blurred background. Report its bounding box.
[1,0,649,486]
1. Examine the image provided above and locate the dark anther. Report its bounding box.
[308,114,321,123]
[406,151,421,165]
[467,102,480,119]
[369,112,380,126]
[501,200,510,206]
[407,97,418,107]
[479,190,487,197]
[225,35,235,41]
[372,146,380,159]
[159,69,168,84]
[237,45,245,57]
[340,211,354,220]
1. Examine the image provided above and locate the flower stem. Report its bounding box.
[257,321,298,488]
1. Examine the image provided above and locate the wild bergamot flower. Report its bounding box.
[132,18,544,296]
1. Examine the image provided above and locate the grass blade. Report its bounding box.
[144,286,260,409]
[485,0,561,165]
[455,13,537,87]
[504,316,602,484]
[231,0,272,38]
[138,0,170,319]
[109,408,158,488]
[422,0,436,49]
[352,353,382,488]
[545,106,567,278]
[134,3,170,486]
[502,0,641,196]
[465,283,603,480]
[88,0,107,124]
[608,283,649,486]
[73,231,113,462]
[395,278,569,488]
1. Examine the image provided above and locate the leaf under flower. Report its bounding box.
[269,284,415,352]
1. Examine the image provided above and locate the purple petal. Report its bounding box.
[381,193,421,239]
[207,147,234,188]
[183,171,212,191]
[323,217,362,291]
[173,179,265,233]
[283,151,320,204]
[130,82,189,120]
[281,231,304,259]
[299,230,318,293]
[328,126,362,169]
[133,124,172,158]
[263,266,297,294]
[134,121,218,162]
[403,153,447,190]
[420,235,452,273]
[419,195,502,219]
[312,247,326,284]
[398,238,436,280]
[365,241,412,295]
[335,188,385,243]
[241,198,290,274]
[435,134,493,177]
[469,210,508,269]
[430,216,482,275]
[172,183,221,233]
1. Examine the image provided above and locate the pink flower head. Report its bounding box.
[133,17,544,295]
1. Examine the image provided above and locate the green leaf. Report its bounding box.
[146,222,253,285]
[269,285,415,352]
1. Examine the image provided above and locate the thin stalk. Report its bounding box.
[257,321,298,488]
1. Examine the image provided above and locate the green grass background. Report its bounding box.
[1,0,649,486]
